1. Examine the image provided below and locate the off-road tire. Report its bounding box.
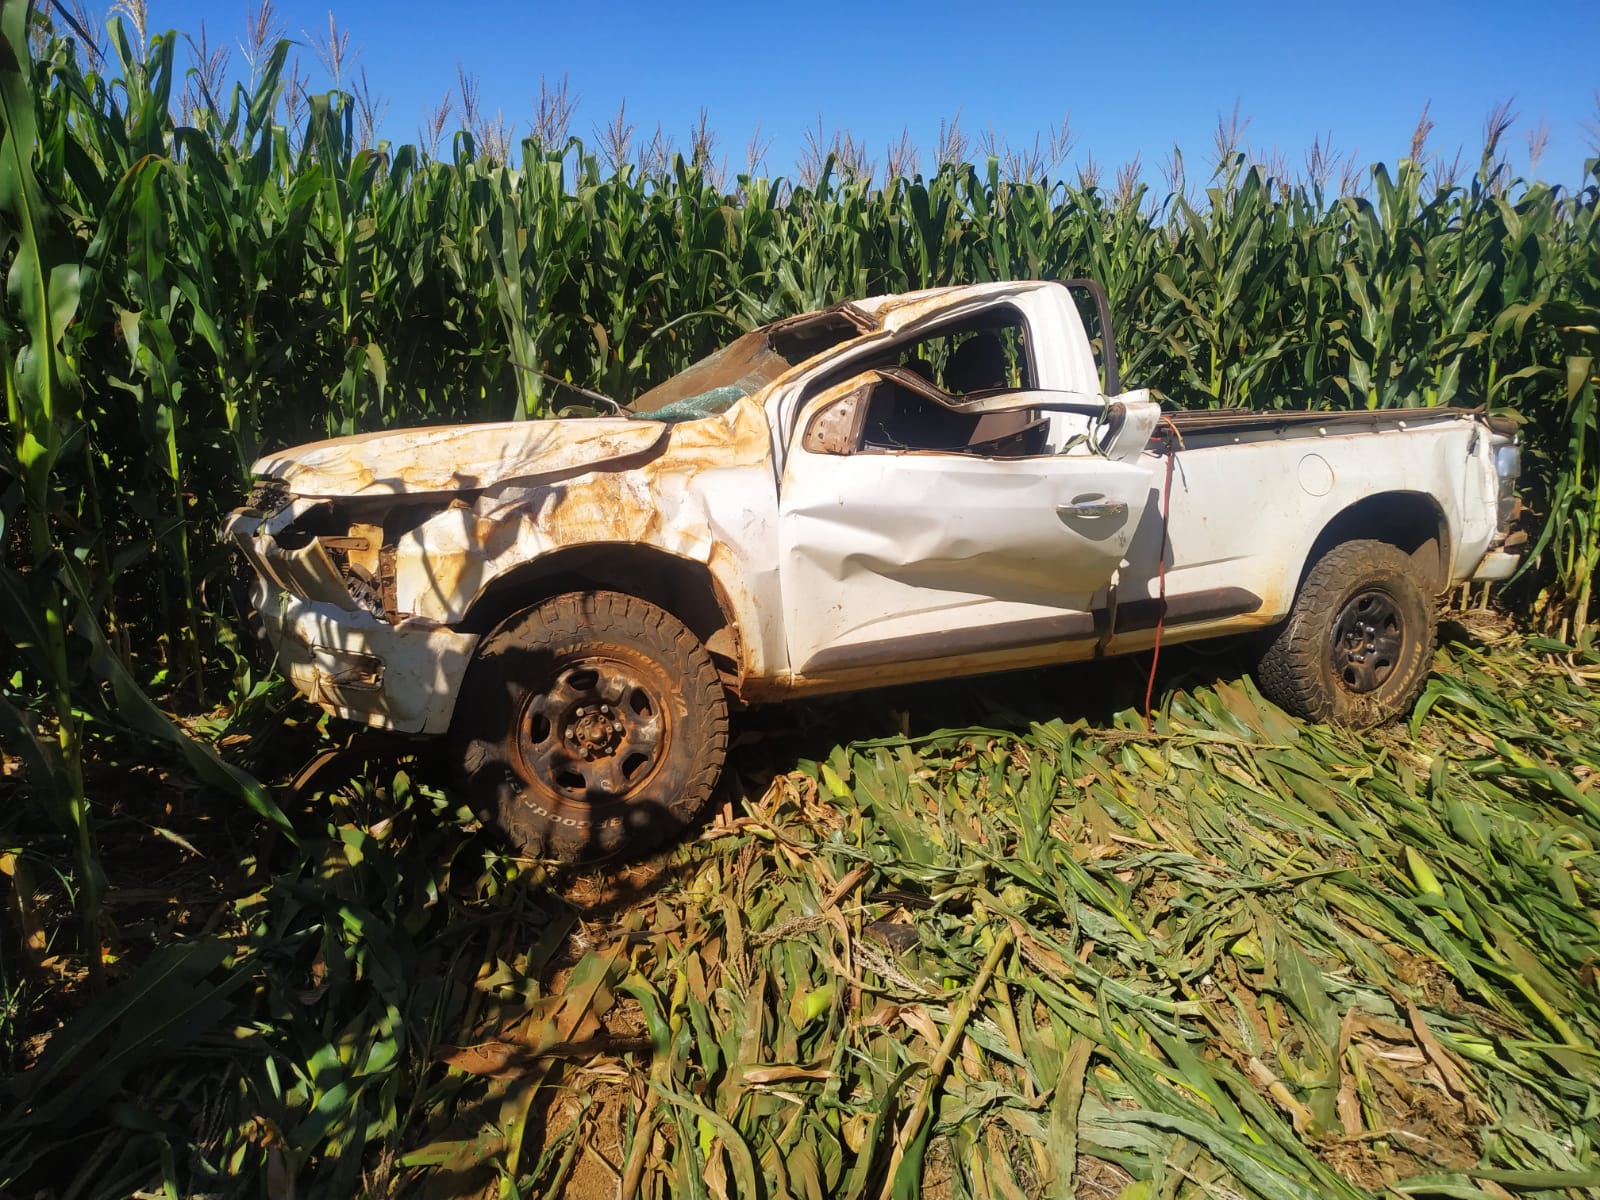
[1254,539,1435,727]
[451,591,728,861]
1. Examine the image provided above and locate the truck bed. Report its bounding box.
[1159,405,1481,443]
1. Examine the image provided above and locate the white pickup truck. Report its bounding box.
[226,281,1524,859]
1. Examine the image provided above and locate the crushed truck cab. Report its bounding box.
[227,281,1524,859]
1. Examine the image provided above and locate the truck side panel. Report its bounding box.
[1102,417,1498,656]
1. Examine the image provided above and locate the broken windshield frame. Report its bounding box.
[630,305,875,420]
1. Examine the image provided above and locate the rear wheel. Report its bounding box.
[1254,539,1435,727]
[451,591,728,860]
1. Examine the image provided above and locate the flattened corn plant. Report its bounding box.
[3,637,1598,1199]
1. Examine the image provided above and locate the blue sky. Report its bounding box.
[129,0,1598,186]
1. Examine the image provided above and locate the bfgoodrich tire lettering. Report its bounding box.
[451,591,728,860]
[1255,539,1435,727]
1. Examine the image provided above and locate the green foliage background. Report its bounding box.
[3,8,1597,717]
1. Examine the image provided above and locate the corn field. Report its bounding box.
[2,2,1600,1197]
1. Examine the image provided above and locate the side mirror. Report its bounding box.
[1098,391,1161,462]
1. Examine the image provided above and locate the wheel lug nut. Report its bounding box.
[613,721,623,733]
[599,704,610,715]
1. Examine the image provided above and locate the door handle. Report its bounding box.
[1057,500,1128,520]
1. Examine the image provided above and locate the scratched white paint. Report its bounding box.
[226,281,1521,733]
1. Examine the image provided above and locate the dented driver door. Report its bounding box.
[778,380,1156,678]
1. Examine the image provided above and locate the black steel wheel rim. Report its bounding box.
[1330,589,1404,694]
[514,655,669,804]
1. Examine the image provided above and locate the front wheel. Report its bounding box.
[451,591,728,861]
[1254,539,1436,727]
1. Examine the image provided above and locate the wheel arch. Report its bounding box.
[1299,491,1452,596]
[460,543,744,685]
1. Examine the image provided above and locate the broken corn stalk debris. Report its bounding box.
[536,637,1600,1200]
[17,636,1598,1198]
[598,643,1600,1196]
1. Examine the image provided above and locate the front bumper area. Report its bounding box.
[254,582,478,734]
[226,504,478,734]
[1469,549,1522,582]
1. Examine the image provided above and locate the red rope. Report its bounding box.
[1143,424,1181,733]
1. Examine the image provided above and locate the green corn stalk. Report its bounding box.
[0,0,99,953]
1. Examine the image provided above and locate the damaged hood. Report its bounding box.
[253,418,669,498]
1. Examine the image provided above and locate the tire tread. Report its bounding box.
[1255,539,1435,727]
[452,590,728,861]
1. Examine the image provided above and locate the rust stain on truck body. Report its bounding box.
[226,281,1521,736]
